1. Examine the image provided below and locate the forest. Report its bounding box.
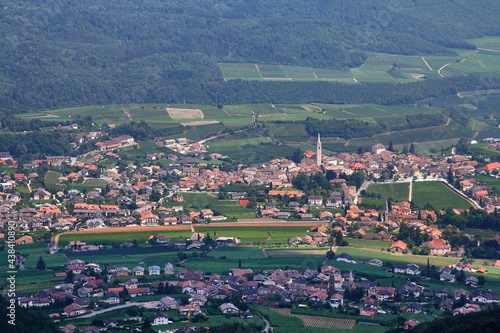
[387,306,500,333]
[0,0,499,113]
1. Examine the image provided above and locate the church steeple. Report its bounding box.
[316,132,322,166]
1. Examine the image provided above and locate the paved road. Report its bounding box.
[76,302,145,318]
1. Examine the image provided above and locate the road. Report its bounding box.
[261,316,271,332]
[76,302,144,318]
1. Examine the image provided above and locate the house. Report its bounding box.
[405,303,422,314]
[165,262,174,275]
[125,279,138,290]
[132,266,145,276]
[376,286,396,301]
[149,312,172,326]
[308,195,323,206]
[368,259,383,267]
[148,265,161,275]
[404,319,420,330]
[179,305,201,316]
[63,304,86,316]
[423,238,451,256]
[466,276,479,287]
[116,267,129,276]
[435,288,451,299]
[159,296,179,309]
[336,253,355,263]
[406,264,421,276]
[329,293,344,308]
[128,287,152,297]
[440,272,456,283]
[189,294,207,306]
[220,303,240,314]
[15,235,34,245]
[59,324,77,333]
[216,237,239,247]
[372,143,386,154]
[102,292,121,305]
[389,240,407,253]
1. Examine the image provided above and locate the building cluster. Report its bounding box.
[9,250,500,333]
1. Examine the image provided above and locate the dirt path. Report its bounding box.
[123,108,133,121]
[437,63,450,77]
[421,56,433,70]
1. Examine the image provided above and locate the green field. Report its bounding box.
[209,246,267,259]
[165,193,255,219]
[44,170,62,185]
[219,63,358,83]
[364,181,472,210]
[208,137,297,165]
[412,181,472,210]
[218,43,500,84]
[58,230,193,247]
[365,182,410,201]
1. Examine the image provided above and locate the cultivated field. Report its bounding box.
[365,182,410,201]
[364,181,472,210]
[274,308,355,329]
[412,181,472,209]
[219,42,500,84]
[166,107,204,120]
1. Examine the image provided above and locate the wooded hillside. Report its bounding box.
[1,0,499,112]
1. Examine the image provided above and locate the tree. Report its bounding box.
[335,231,349,246]
[388,140,394,152]
[290,148,303,164]
[409,143,416,155]
[36,256,46,270]
[65,270,74,283]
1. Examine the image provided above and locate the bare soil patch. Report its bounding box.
[180,120,219,126]
[167,107,204,120]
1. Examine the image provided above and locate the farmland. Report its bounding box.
[218,41,500,85]
[14,96,494,165]
[363,181,473,210]
[365,182,410,201]
[218,50,486,84]
[412,182,472,210]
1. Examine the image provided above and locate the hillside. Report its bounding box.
[0,0,500,112]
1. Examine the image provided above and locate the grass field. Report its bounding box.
[364,181,472,210]
[209,246,266,259]
[165,192,255,219]
[208,137,298,165]
[58,229,193,247]
[412,181,472,210]
[365,182,410,201]
[44,170,62,185]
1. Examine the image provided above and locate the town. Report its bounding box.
[1,123,500,333]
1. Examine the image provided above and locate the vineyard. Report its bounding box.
[274,308,355,329]
[254,306,304,327]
